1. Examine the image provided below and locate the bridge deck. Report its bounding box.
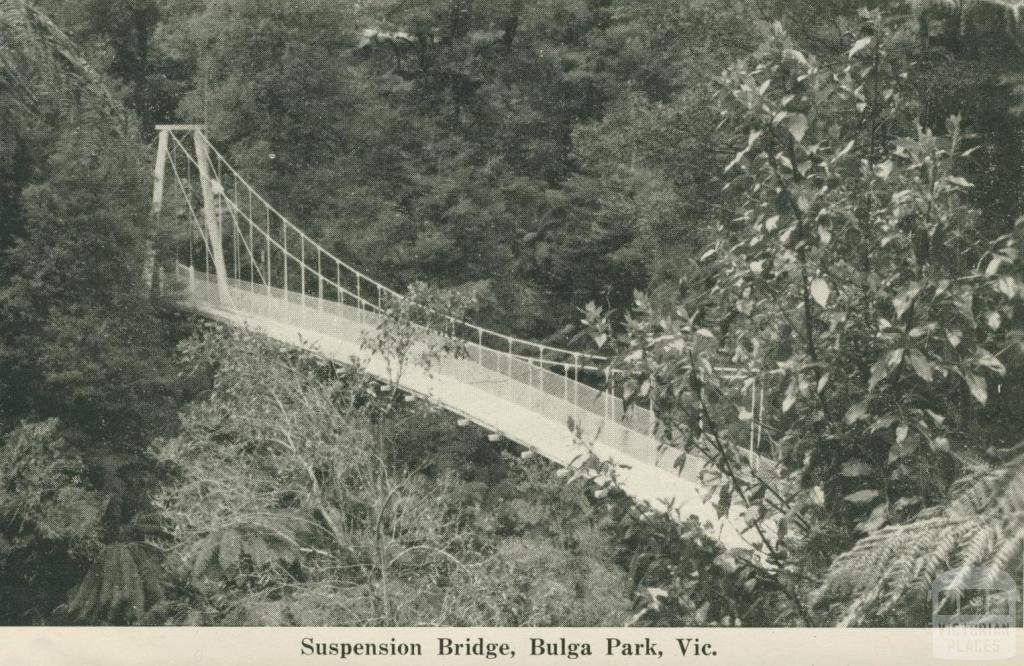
[173,266,755,550]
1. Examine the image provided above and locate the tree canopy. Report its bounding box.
[3,0,1024,627]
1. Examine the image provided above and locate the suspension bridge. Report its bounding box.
[150,125,770,552]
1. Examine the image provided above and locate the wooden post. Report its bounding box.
[604,368,610,422]
[193,129,233,308]
[748,379,757,464]
[574,354,580,427]
[539,348,544,401]
[265,207,272,309]
[143,129,170,297]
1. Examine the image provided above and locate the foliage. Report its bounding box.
[0,420,106,553]
[0,420,105,622]
[711,10,1020,511]
[361,280,475,387]
[34,0,169,126]
[913,0,1024,17]
[8,0,1024,629]
[818,449,1024,625]
[62,541,165,625]
[585,11,1024,626]
[1,121,178,440]
[0,1,180,624]
[0,0,131,129]
[140,0,769,341]
[149,327,633,626]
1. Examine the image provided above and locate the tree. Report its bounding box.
[0,1,180,624]
[145,0,776,342]
[35,0,170,127]
[586,12,1023,625]
[0,420,106,623]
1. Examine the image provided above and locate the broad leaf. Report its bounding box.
[841,461,873,477]
[782,113,808,142]
[845,399,870,424]
[974,349,1006,376]
[892,285,921,319]
[848,36,872,57]
[855,503,888,534]
[810,277,830,307]
[964,372,988,405]
[845,489,880,504]
[946,328,962,348]
[888,434,919,462]
[907,349,933,382]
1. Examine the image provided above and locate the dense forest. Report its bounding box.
[3,0,1024,627]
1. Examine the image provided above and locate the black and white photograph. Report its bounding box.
[2,0,1024,662]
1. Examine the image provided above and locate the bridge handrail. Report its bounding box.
[162,128,774,465]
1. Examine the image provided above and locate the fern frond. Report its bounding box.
[0,1,132,131]
[184,519,302,582]
[64,543,164,624]
[819,451,1024,625]
[218,528,241,572]
[990,516,1024,579]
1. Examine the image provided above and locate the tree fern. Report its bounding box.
[0,0,130,128]
[186,520,302,582]
[63,542,164,624]
[819,451,1024,625]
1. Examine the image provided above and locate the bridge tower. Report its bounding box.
[147,124,233,307]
